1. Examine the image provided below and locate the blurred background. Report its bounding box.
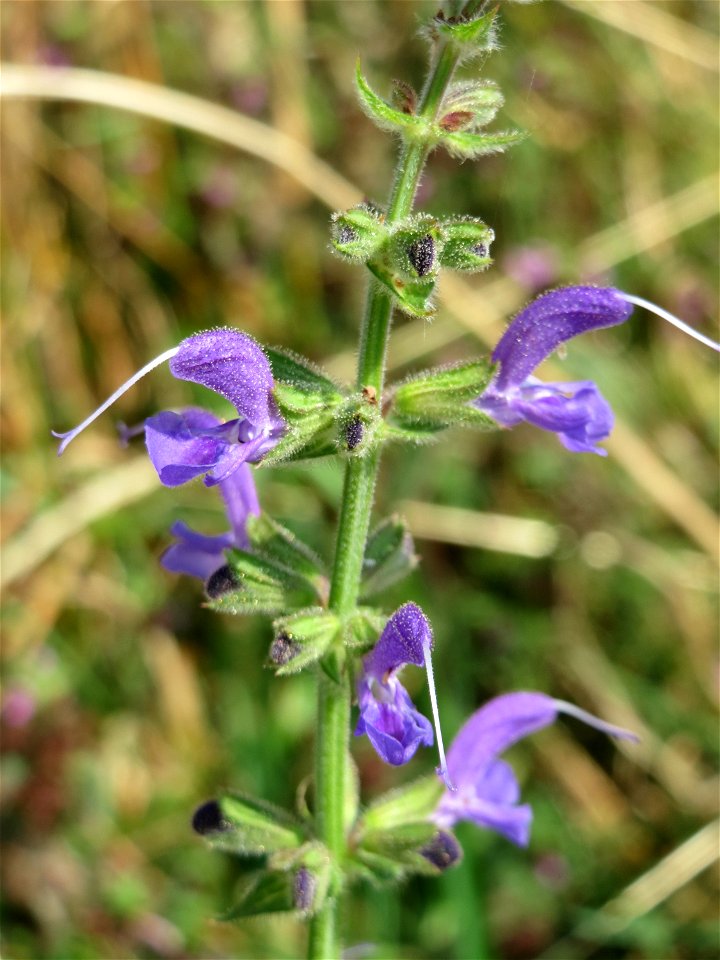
[1,1,718,958]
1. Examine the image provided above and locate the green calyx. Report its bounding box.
[389,358,497,431]
[270,608,341,675]
[330,203,388,262]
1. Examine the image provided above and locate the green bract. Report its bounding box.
[361,515,418,598]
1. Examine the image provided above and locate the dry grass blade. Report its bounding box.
[398,500,559,558]
[540,820,720,958]
[0,64,361,212]
[561,0,719,72]
[0,457,158,590]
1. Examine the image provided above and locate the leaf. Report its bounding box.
[355,62,428,137]
[442,128,526,160]
[366,259,436,318]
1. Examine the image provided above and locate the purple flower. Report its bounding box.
[146,330,284,486]
[54,329,285,484]
[161,459,260,581]
[475,286,633,455]
[433,691,638,847]
[354,603,435,766]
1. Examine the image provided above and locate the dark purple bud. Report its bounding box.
[421,830,462,870]
[338,225,358,245]
[346,416,364,451]
[205,564,240,599]
[293,867,316,912]
[192,800,228,835]
[407,235,435,277]
[270,632,302,665]
[471,243,488,259]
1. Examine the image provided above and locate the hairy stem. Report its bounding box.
[308,33,463,960]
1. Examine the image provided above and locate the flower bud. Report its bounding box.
[346,415,364,451]
[330,203,388,262]
[438,217,494,272]
[420,830,462,871]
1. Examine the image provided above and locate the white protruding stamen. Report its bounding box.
[422,638,455,791]
[553,699,640,743]
[52,345,180,454]
[619,292,720,352]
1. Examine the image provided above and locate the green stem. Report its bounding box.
[308,33,463,960]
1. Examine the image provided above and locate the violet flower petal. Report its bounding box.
[161,463,260,581]
[491,286,633,392]
[170,329,276,432]
[145,408,228,487]
[219,462,260,549]
[354,603,435,766]
[445,692,557,789]
[433,691,637,847]
[355,677,433,765]
[364,601,431,678]
[161,521,234,580]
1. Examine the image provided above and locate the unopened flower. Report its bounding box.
[53,329,285,483]
[355,603,451,785]
[433,691,638,847]
[161,460,259,582]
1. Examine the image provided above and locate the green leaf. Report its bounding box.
[438,80,504,131]
[355,61,428,138]
[246,514,328,597]
[206,549,320,616]
[361,515,418,598]
[443,128,526,160]
[270,608,340,675]
[192,793,305,858]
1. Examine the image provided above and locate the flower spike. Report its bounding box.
[53,346,180,455]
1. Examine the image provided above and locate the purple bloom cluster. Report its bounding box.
[355,606,637,848]
[54,328,285,581]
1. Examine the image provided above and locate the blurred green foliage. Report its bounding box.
[1,2,718,959]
